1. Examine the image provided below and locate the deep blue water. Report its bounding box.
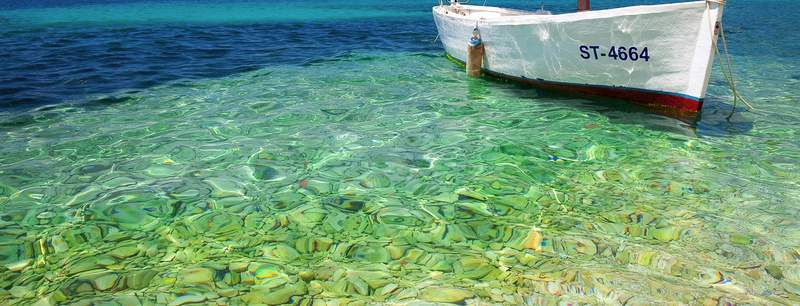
[0,0,440,110]
[2,0,796,112]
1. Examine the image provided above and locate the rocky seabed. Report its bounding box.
[2,184,800,306]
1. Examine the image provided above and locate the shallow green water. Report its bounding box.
[1,50,799,305]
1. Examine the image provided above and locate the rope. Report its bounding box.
[707,1,753,110]
[715,23,754,109]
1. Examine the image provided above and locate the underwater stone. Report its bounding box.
[253,165,281,181]
[218,288,238,298]
[765,265,783,279]
[333,198,365,211]
[298,271,315,282]
[653,226,682,242]
[242,263,288,288]
[395,288,418,300]
[161,252,176,262]
[244,281,308,305]
[295,237,314,253]
[52,290,68,302]
[314,237,334,252]
[92,273,121,291]
[223,271,241,286]
[454,187,488,201]
[729,234,751,245]
[380,283,399,296]
[301,180,333,194]
[259,244,300,262]
[331,269,347,282]
[66,257,101,275]
[353,271,391,290]
[289,205,328,224]
[5,259,32,272]
[455,201,496,217]
[571,237,597,255]
[418,287,475,303]
[456,257,493,279]
[229,262,248,273]
[51,235,69,253]
[315,261,341,280]
[126,269,158,290]
[360,172,391,188]
[505,228,543,251]
[432,192,458,203]
[496,195,530,210]
[429,259,452,271]
[178,267,215,285]
[499,144,534,156]
[399,248,427,264]
[350,245,391,263]
[712,282,745,294]
[386,245,409,260]
[168,294,206,306]
[329,279,349,296]
[269,191,305,211]
[308,280,323,296]
[9,285,32,298]
[783,281,800,296]
[351,278,369,295]
[110,246,139,259]
[203,178,244,198]
[423,254,452,272]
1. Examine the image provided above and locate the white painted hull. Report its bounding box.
[433,1,724,112]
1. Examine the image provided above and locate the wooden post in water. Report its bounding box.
[578,0,590,12]
[466,26,483,78]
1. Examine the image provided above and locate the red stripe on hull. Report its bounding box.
[484,70,703,113]
[487,72,703,113]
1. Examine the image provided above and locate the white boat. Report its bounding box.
[432,0,725,112]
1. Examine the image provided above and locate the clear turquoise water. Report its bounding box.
[1,0,799,305]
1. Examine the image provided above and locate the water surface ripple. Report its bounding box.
[0,0,799,305]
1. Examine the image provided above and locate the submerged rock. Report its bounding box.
[242,281,308,305]
[456,257,494,279]
[419,287,474,303]
[126,269,158,290]
[178,267,215,285]
[253,165,280,181]
[765,265,783,279]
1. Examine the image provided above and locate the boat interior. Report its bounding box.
[438,0,591,18]
[438,3,546,19]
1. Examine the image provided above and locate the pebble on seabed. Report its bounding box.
[418,287,475,303]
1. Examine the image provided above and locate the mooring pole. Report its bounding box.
[466,25,483,78]
[578,0,590,12]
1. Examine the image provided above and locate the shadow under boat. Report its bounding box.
[469,75,753,138]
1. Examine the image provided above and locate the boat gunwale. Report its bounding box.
[433,1,717,24]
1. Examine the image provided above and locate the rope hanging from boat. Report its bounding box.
[714,22,753,110]
[707,0,753,110]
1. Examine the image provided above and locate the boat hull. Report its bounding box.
[433,1,724,112]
